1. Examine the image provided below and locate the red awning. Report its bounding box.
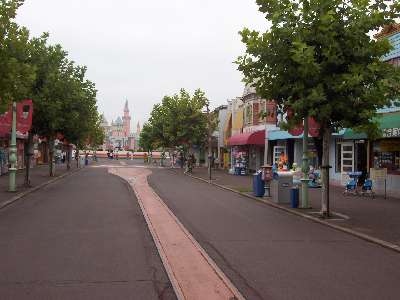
[228,130,265,146]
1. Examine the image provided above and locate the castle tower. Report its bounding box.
[137,121,141,134]
[123,99,131,137]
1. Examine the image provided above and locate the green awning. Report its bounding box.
[343,111,400,139]
[343,130,368,139]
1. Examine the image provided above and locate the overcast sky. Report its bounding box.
[16,0,267,130]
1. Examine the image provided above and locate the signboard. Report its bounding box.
[287,108,320,137]
[370,168,387,180]
[0,100,33,136]
[383,127,400,138]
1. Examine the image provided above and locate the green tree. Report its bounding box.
[139,122,156,152]
[0,0,35,112]
[28,34,100,174]
[140,89,209,159]
[237,0,400,216]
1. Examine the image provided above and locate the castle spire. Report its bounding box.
[124,99,129,112]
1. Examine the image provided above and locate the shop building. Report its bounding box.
[227,85,277,173]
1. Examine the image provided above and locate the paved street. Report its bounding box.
[183,167,400,246]
[148,167,400,300]
[2,159,400,300]
[0,165,175,300]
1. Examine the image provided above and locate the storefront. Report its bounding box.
[339,111,400,196]
[373,138,400,174]
[372,112,400,173]
[227,130,265,174]
[0,136,28,175]
[267,130,320,170]
[0,139,8,175]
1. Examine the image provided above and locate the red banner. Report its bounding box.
[0,100,33,136]
[287,108,320,137]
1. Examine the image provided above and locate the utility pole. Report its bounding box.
[9,102,17,192]
[300,116,310,208]
[206,101,212,181]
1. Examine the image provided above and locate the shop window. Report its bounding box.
[245,104,253,125]
[373,139,400,174]
[273,146,286,165]
[259,100,266,122]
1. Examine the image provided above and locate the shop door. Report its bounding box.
[341,143,354,173]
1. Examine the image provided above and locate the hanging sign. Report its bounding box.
[287,108,320,137]
[0,100,33,136]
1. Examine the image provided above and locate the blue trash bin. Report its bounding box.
[253,173,265,197]
[290,188,299,208]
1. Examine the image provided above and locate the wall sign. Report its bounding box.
[383,127,400,138]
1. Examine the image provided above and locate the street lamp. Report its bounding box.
[8,102,17,192]
[300,116,311,208]
[205,100,212,181]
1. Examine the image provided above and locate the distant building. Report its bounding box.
[100,100,141,151]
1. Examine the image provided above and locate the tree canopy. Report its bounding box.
[139,89,209,152]
[237,0,400,134]
[0,0,103,148]
[237,0,400,216]
[0,0,35,112]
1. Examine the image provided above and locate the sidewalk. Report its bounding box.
[181,167,400,247]
[0,162,80,208]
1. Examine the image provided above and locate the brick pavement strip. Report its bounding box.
[181,168,400,254]
[110,166,244,300]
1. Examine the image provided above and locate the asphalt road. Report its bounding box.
[0,166,176,300]
[149,168,400,300]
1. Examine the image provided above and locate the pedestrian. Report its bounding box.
[75,150,79,167]
[171,152,176,168]
[179,152,184,168]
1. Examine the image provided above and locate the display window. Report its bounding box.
[232,147,248,175]
[373,139,400,174]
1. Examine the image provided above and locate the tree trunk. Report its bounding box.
[24,131,34,186]
[67,144,72,170]
[321,128,331,218]
[49,138,55,177]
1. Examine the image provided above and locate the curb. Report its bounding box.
[181,171,400,254]
[0,167,83,211]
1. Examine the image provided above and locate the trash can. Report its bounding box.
[79,155,85,167]
[253,172,265,197]
[290,188,299,208]
[85,158,89,166]
[270,172,293,204]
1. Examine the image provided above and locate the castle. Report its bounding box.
[100,100,141,150]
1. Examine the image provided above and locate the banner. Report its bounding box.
[0,100,33,136]
[287,108,320,137]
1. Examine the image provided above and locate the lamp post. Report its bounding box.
[300,116,310,208]
[206,101,212,181]
[9,102,17,192]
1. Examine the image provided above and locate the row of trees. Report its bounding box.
[139,89,216,160]
[237,0,400,216]
[1,0,104,180]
